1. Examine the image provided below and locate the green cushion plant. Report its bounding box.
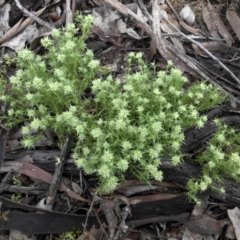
[0,14,236,202]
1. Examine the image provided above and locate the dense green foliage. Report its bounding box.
[0,15,235,201]
[187,119,240,203]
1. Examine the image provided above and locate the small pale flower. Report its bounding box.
[214,149,225,160]
[135,52,143,59]
[48,82,61,91]
[38,104,47,114]
[26,93,34,101]
[172,112,179,120]
[137,106,144,113]
[124,84,134,92]
[52,29,61,38]
[208,161,216,169]
[190,109,198,118]
[57,53,65,62]
[122,141,132,151]
[92,79,102,92]
[65,41,76,50]
[21,138,35,148]
[115,118,126,130]
[103,141,110,149]
[169,86,177,94]
[152,121,162,133]
[10,76,20,85]
[102,176,118,192]
[187,92,194,98]
[230,153,239,163]
[98,165,110,178]
[200,181,207,191]
[204,175,212,185]
[195,92,203,100]
[172,141,180,151]
[155,77,164,86]
[41,37,52,48]
[32,77,43,88]
[172,155,181,165]
[27,109,36,118]
[54,69,65,79]
[166,103,172,109]
[154,171,163,181]
[139,127,148,139]
[86,49,94,58]
[22,126,30,135]
[8,108,14,116]
[153,88,160,95]
[132,150,142,161]
[149,148,159,159]
[76,158,85,168]
[119,109,130,119]
[90,128,102,139]
[216,133,225,142]
[173,125,181,134]
[30,118,42,130]
[117,159,128,171]
[196,119,204,128]
[179,105,186,113]
[146,164,157,174]
[102,150,114,162]
[219,188,225,193]
[154,143,163,153]
[167,60,173,68]
[199,82,207,90]
[76,125,84,134]
[88,60,100,69]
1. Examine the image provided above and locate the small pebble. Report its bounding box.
[179,5,195,25]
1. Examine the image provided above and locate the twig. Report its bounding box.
[14,0,53,31]
[104,0,153,37]
[137,0,153,25]
[165,0,180,20]
[83,193,96,233]
[93,208,110,240]
[65,0,73,26]
[46,135,72,208]
[113,206,130,240]
[159,10,240,85]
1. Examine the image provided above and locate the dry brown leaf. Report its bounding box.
[152,2,194,74]
[182,227,205,240]
[226,8,240,41]
[161,15,185,54]
[184,214,222,235]
[77,232,96,240]
[202,2,233,46]
[129,193,182,205]
[228,207,240,240]
[0,3,11,37]
[0,8,45,45]
[13,161,89,203]
[180,19,203,36]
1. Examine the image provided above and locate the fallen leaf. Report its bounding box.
[226,8,240,41]
[184,214,222,235]
[228,207,240,240]
[202,2,233,46]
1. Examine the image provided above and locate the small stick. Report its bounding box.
[46,135,72,209]
[14,0,53,31]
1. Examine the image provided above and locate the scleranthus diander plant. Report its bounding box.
[0,14,232,200]
[187,119,240,203]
